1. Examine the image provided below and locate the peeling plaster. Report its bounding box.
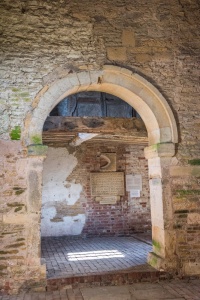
[41,207,86,236]
[41,147,85,236]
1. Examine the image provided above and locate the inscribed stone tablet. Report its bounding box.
[95,196,119,204]
[130,189,140,198]
[90,172,124,196]
[126,174,142,191]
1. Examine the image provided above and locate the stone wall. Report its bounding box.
[0,140,46,294]
[0,0,199,151]
[0,0,200,293]
[41,143,150,237]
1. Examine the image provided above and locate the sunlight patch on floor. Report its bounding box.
[67,250,125,261]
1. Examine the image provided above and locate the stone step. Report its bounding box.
[46,270,167,291]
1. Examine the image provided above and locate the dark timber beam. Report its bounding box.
[43,116,147,136]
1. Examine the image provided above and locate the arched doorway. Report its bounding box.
[24,65,178,277]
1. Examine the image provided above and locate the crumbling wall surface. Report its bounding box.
[0,0,200,293]
[0,141,46,294]
[41,147,86,236]
[41,144,150,237]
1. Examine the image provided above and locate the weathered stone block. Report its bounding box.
[122,29,135,47]
[170,166,200,177]
[187,213,200,225]
[107,47,127,61]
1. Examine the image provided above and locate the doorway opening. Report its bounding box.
[24,66,178,286]
[41,91,153,279]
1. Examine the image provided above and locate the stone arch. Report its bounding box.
[23,65,178,146]
[25,65,179,273]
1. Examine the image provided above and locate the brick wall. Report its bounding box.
[41,142,151,237]
[74,142,150,236]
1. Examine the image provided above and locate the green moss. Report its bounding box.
[12,88,20,92]
[20,92,30,97]
[188,159,200,165]
[151,144,159,150]
[6,243,25,248]
[152,240,161,251]
[0,265,7,270]
[24,98,31,102]
[149,256,157,267]
[16,238,25,241]
[176,190,200,197]
[10,126,21,140]
[31,135,42,144]
[28,144,48,156]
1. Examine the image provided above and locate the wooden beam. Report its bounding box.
[43,116,147,136]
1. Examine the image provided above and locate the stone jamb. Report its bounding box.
[145,143,177,271]
[22,66,179,276]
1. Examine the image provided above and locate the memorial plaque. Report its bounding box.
[130,189,140,198]
[90,172,124,196]
[95,196,120,205]
[126,174,142,191]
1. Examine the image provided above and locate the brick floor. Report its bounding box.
[41,236,152,279]
[1,279,200,299]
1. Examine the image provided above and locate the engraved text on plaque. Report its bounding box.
[90,172,124,196]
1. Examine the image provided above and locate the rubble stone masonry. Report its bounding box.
[0,0,200,294]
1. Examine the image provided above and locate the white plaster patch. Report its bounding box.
[41,147,85,236]
[41,207,86,236]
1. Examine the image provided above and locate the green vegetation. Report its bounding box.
[10,126,21,140]
[188,159,200,165]
[152,240,161,251]
[176,190,200,197]
[149,256,157,267]
[31,135,42,144]
[12,88,20,92]
[20,92,29,97]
